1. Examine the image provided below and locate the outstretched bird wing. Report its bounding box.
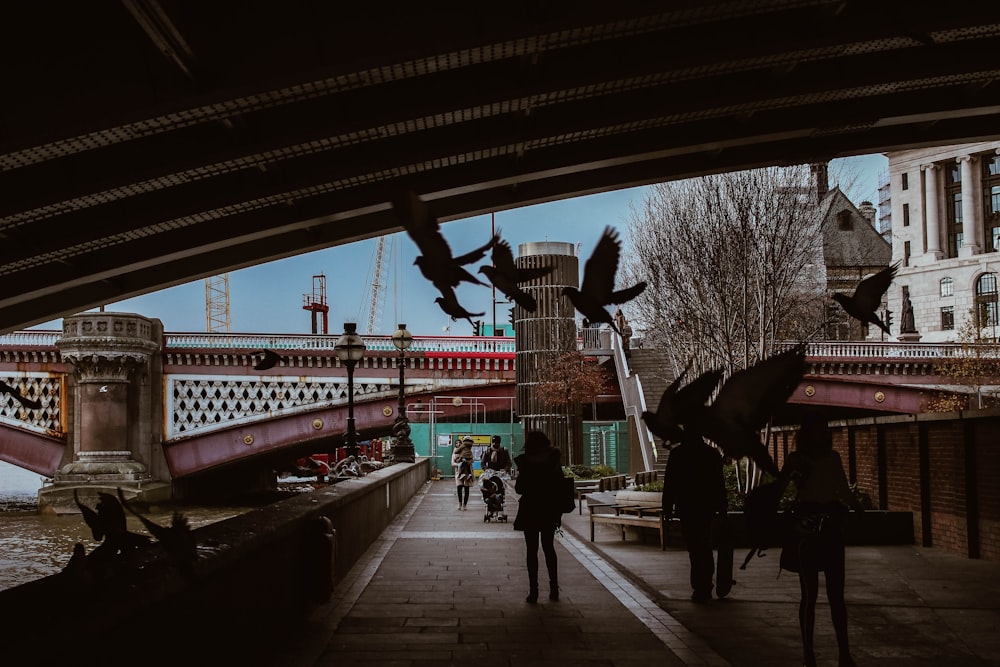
[74,489,105,542]
[709,344,807,433]
[580,227,625,303]
[852,263,899,314]
[642,365,724,443]
[118,488,197,567]
[253,349,282,371]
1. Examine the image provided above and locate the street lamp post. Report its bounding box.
[334,322,366,461]
[391,323,415,462]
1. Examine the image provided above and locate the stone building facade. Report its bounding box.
[886,141,1000,343]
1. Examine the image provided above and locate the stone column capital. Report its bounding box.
[957,154,977,164]
[56,312,160,382]
[920,163,939,172]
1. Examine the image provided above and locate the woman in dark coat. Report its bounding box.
[780,412,864,667]
[513,430,563,603]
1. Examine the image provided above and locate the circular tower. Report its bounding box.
[514,242,583,464]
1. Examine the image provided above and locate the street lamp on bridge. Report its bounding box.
[390,323,415,463]
[334,322,366,460]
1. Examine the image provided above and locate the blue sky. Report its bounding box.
[32,154,888,338]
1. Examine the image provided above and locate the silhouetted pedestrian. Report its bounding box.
[513,430,563,603]
[661,428,727,602]
[779,412,865,667]
[453,436,475,510]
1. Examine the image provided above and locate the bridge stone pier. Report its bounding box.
[40,312,171,512]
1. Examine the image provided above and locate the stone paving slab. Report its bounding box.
[272,479,1000,667]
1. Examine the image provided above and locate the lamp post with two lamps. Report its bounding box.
[334,322,367,462]
[390,323,416,462]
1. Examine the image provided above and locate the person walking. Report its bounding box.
[660,428,728,603]
[780,412,865,667]
[481,435,512,474]
[512,430,563,603]
[452,436,475,510]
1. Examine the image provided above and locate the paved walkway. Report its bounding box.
[277,479,1000,667]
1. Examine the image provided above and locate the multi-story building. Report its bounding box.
[887,141,1000,343]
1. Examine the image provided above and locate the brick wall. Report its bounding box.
[774,409,1000,562]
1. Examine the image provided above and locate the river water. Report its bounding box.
[0,461,299,592]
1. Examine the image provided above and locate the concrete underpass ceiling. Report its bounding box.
[5,2,1000,332]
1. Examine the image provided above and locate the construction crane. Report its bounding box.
[302,274,330,334]
[363,234,395,334]
[205,274,231,332]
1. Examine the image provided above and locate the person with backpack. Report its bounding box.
[779,412,865,667]
[452,436,475,510]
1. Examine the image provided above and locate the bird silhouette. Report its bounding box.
[433,285,484,327]
[562,226,646,335]
[478,238,554,312]
[641,363,725,445]
[117,488,197,573]
[831,263,898,335]
[253,349,283,371]
[73,489,151,555]
[392,190,498,290]
[687,343,808,478]
[0,379,41,410]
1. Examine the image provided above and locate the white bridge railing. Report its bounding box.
[0,330,994,361]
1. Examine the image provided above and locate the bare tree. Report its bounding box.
[621,166,826,378]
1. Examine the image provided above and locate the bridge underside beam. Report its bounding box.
[163,384,515,477]
[0,427,65,477]
[791,378,932,414]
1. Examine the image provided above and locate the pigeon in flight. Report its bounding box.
[73,489,150,556]
[118,488,197,574]
[687,343,808,478]
[392,190,497,289]
[562,226,646,335]
[0,379,41,410]
[641,363,725,445]
[478,238,554,312]
[253,349,283,371]
[831,263,899,335]
[434,285,484,327]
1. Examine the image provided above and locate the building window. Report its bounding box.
[941,306,954,330]
[946,164,962,258]
[976,272,999,329]
[983,154,1000,252]
[940,277,954,297]
[902,203,910,227]
[901,172,909,190]
[904,240,910,267]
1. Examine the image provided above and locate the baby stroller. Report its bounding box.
[479,470,508,522]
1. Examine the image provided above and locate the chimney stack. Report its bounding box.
[810,162,829,204]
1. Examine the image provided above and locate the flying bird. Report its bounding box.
[478,238,554,312]
[392,190,498,290]
[688,343,808,478]
[0,379,41,410]
[118,488,198,572]
[562,226,646,335]
[73,489,150,555]
[641,363,725,445]
[253,349,283,371]
[831,263,899,335]
[434,285,485,327]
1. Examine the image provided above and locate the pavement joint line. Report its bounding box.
[558,527,732,667]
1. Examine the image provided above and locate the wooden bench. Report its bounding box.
[632,470,658,488]
[598,474,628,492]
[574,479,601,515]
[588,490,675,550]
